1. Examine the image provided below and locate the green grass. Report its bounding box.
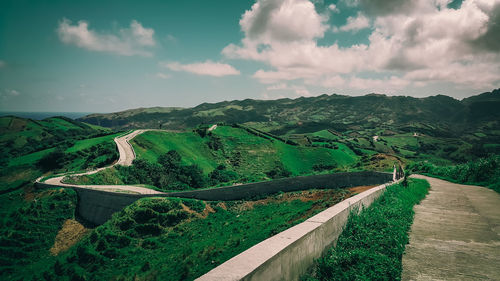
[7,147,56,167]
[0,188,78,280]
[274,141,356,175]
[66,132,121,153]
[132,131,219,174]
[6,133,119,172]
[39,188,350,281]
[408,155,500,193]
[303,179,430,281]
[130,126,358,182]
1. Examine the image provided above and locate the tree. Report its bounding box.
[37,149,65,171]
[158,150,182,170]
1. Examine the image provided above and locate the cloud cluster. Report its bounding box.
[224,0,500,94]
[337,12,370,32]
[57,19,155,56]
[161,61,240,77]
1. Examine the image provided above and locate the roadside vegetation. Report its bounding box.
[0,188,78,279]
[408,155,500,193]
[302,179,430,281]
[69,125,360,189]
[0,116,120,193]
[0,116,121,279]
[36,188,351,281]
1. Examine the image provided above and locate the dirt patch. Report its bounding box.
[181,203,204,219]
[181,203,216,219]
[233,189,350,212]
[25,188,64,202]
[202,203,216,217]
[216,202,227,210]
[348,185,377,195]
[50,219,89,255]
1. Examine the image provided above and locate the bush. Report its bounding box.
[209,165,238,185]
[408,155,500,193]
[266,162,291,179]
[116,150,209,190]
[38,149,65,171]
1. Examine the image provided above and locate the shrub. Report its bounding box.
[408,155,500,193]
[37,149,65,171]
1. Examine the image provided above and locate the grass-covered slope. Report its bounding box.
[408,155,500,193]
[131,126,357,179]
[0,116,122,279]
[79,89,500,167]
[0,188,78,280]
[39,188,351,281]
[303,179,430,281]
[0,116,121,193]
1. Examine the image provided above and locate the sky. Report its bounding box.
[0,0,499,113]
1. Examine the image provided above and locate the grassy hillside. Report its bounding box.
[70,125,359,190]
[79,90,500,137]
[79,90,500,167]
[0,116,124,280]
[132,125,358,181]
[35,188,351,281]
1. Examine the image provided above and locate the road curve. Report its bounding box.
[39,130,164,195]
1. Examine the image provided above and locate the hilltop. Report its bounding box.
[78,89,500,136]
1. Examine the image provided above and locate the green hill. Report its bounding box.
[131,125,357,179]
[78,89,500,136]
[0,116,119,193]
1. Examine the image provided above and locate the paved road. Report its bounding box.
[402,175,500,280]
[41,130,164,195]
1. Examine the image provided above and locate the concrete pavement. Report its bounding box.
[402,175,500,280]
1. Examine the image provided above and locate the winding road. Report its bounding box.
[39,130,164,195]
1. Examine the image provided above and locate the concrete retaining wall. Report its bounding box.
[36,171,393,225]
[197,180,400,281]
[166,171,392,201]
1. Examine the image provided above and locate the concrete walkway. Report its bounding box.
[402,175,500,280]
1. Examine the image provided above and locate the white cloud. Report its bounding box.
[328,4,340,13]
[166,34,178,43]
[348,76,410,92]
[161,61,240,77]
[0,60,5,68]
[223,0,500,93]
[338,12,370,32]
[266,83,288,90]
[263,82,311,99]
[266,83,311,95]
[155,73,171,79]
[239,0,328,43]
[57,19,155,56]
[1,89,20,98]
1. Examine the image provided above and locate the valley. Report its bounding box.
[1,90,499,280]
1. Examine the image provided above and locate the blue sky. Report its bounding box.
[0,0,499,112]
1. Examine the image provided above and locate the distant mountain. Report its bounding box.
[78,89,500,136]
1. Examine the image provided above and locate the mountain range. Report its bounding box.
[79,89,500,136]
